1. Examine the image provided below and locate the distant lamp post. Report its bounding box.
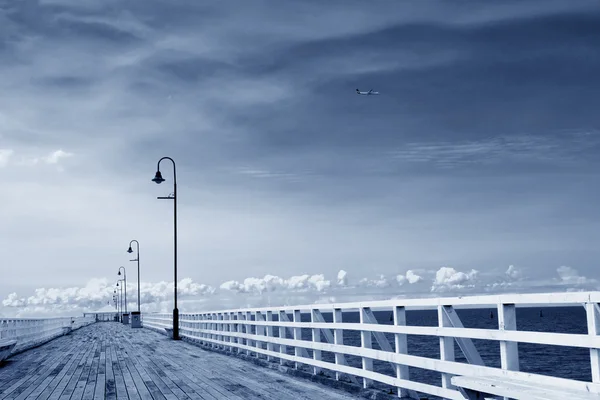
[114,288,120,321]
[127,240,141,312]
[116,280,124,321]
[152,157,179,340]
[118,267,127,314]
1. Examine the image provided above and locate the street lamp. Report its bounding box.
[116,280,124,321]
[118,267,127,314]
[152,156,179,340]
[114,288,120,322]
[127,240,141,312]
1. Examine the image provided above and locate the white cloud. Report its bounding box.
[337,269,348,286]
[397,269,424,285]
[0,149,14,167]
[358,274,390,288]
[556,266,595,285]
[506,265,522,279]
[2,277,215,316]
[0,148,74,167]
[396,274,407,286]
[220,273,331,294]
[2,293,25,307]
[43,149,74,164]
[406,270,423,284]
[431,267,478,291]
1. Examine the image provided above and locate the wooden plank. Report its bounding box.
[0,336,76,398]
[153,348,240,399]
[82,340,101,400]
[36,336,90,400]
[118,341,156,400]
[173,332,355,400]
[104,334,117,400]
[0,346,47,392]
[53,332,98,400]
[93,338,106,400]
[120,331,208,400]
[8,338,88,400]
[451,375,600,400]
[110,339,130,399]
[111,338,141,400]
[0,321,364,400]
[69,341,97,400]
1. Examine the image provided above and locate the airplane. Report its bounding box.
[356,88,379,95]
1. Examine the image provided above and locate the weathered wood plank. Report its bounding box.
[0,337,78,398]
[93,339,106,400]
[111,340,142,400]
[37,338,89,400]
[82,340,100,400]
[8,340,87,400]
[0,322,363,400]
[69,341,98,400]
[53,336,98,400]
[104,338,117,400]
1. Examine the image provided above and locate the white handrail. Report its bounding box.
[142,291,600,400]
[0,316,95,355]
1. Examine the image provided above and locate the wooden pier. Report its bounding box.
[4,292,600,399]
[0,322,359,400]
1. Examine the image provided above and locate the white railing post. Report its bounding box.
[311,309,321,375]
[224,313,231,352]
[266,311,274,361]
[230,312,236,351]
[212,313,217,349]
[200,314,205,343]
[279,311,287,365]
[359,307,373,388]
[293,310,302,369]
[212,313,216,347]
[587,302,600,382]
[201,313,205,343]
[438,305,455,394]
[394,306,410,398]
[245,311,253,356]
[333,308,343,381]
[196,314,204,345]
[498,303,519,371]
[215,313,225,350]
[236,312,243,353]
[209,314,214,346]
[256,311,265,356]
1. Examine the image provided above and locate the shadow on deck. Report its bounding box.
[0,323,369,400]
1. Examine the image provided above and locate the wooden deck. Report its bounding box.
[0,323,360,400]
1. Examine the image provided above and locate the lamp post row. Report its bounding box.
[113,157,178,339]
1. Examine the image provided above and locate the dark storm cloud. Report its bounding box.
[225,8,600,157]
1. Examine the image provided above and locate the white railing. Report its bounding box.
[0,316,95,354]
[83,312,119,322]
[143,292,600,400]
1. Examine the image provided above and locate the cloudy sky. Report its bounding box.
[1,0,599,317]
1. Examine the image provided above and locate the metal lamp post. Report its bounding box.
[118,267,127,314]
[114,288,120,322]
[116,280,124,322]
[152,156,179,340]
[113,294,118,321]
[127,240,141,312]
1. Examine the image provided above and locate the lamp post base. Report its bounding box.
[172,308,180,340]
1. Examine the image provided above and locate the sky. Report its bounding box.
[1,0,600,317]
